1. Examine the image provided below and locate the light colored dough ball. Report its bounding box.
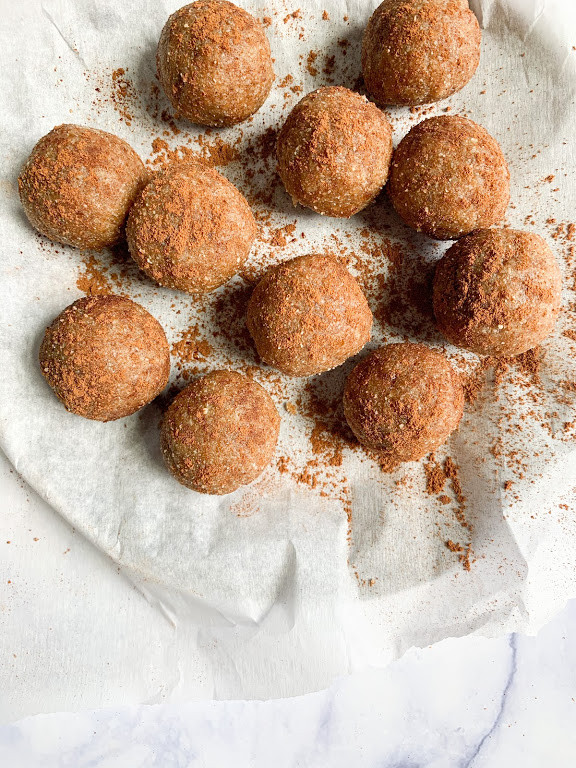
[126,160,257,294]
[161,371,280,494]
[387,115,510,240]
[246,254,373,377]
[19,124,147,250]
[433,228,562,356]
[39,295,170,422]
[276,86,393,218]
[343,343,464,461]
[362,0,481,106]
[157,0,274,127]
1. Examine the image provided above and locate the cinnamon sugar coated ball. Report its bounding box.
[18,124,147,250]
[126,161,256,293]
[343,343,464,462]
[388,116,510,240]
[362,0,481,106]
[276,86,393,217]
[161,371,280,494]
[246,254,373,377]
[433,229,562,357]
[157,0,274,127]
[39,296,170,422]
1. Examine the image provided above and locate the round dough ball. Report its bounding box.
[276,86,393,218]
[39,295,170,422]
[246,254,373,377]
[157,0,274,127]
[433,228,562,357]
[160,370,280,494]
[126,160,257,294]
[344,343,464,461]
[362,0,481,106]
[18,124,147,250]
[387,115,510,240]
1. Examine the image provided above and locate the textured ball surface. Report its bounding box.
[160,371,280,494]
[246,254,373,377]
[157,0,274,127]
[126,160,257,294]
[362,0,481,106]
[433,228,562,357]
[387,115,510,240]
[276,86,393,218]
[18,124,147,250]
[343,343,464,461]
[39,296,170,422]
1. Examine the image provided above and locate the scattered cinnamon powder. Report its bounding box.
[110,68,137,126]
[76,254,114,295]
[446,540,473,571]
[269,222,296,247]
[462,358,492,404]
[149,134,240,169]
[515,346,541,385]
[424,457,446,495]
[306,50,319,76]
[197,134,240,166]
[171,325,213,372]
[444,457,468,525]
[283,9,301,23]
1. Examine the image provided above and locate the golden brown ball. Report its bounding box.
[160,371,280,495]
[18,124,147,250]
[362,0,481,106]
[126,160,257,294]
[276,86,393,218]
[387,115,510,240]
[246,254,373,377]
[157,0,274,127]
[343,343,464,462]
[433,228,562,357]
[39,295,170,422]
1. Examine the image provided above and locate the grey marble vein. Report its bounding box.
[461,635,518,767]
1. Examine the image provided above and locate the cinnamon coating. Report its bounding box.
[157,0,274,127]
[160,370,280,494]
[246,254,373,377]
[39,296,170,422]
[18,124,148,251]
[387,115,510,240]
[343,343,464,462]
[433,228,562,356]
[276,86,393,218]
[126,160,257,294]
[362,0,481,106]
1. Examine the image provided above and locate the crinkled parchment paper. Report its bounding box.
[1,0,576,701]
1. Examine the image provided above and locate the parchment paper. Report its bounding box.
[1,0,576,700]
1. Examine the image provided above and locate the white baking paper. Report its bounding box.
[1,0,576,702]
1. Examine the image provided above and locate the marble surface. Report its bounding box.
[0,598,575,766]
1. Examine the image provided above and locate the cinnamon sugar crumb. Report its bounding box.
[76,254,113,296]
[306,50,318,77]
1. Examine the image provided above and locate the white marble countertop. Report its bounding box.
[1,600,575,766]
[2,450,575,766]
